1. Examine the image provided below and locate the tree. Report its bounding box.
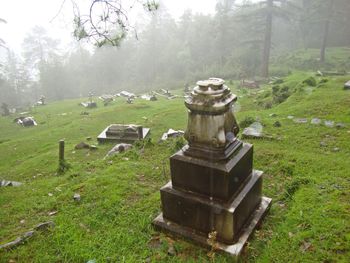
[22,26,60,77]
[73,0,159,47]
[237,0,298,78]
[0,18,7,50]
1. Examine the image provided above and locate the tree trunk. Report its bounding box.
[320,0,334,63]
[261,0,273,78]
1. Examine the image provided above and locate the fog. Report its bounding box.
[1,0,350,108]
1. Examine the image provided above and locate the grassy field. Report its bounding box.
[0,72,350,262]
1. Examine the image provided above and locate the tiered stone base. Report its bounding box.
[153,143,271,257]
[153,196,271,257]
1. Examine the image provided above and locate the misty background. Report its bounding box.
[1,0,350,108]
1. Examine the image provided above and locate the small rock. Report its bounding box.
[311,118,321,125]
[320,141,327,147]
[287,115,294,119]
[148,236,161,249]
[332,147,340,152]
[300,241,313,252]
[167,244,176,256]
[48,211,58,216]
[73,193,81,202]
[324,120,334,128]
[344,80,350,90]
[20,219,25,224]
[75,142,90,150]
[273,121,281,127]
[335,123,346,129]
[34,221,55,231]
[293,118,308,124]
[89,145,98,150]
[48,193,53,197]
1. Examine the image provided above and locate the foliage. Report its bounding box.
[302,76,317,87]
[72,0,159,47]
[272,85,292,104]
[239,116,255,128]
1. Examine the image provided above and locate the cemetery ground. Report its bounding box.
[0,73,349,262]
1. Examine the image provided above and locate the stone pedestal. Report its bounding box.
[153,78,271,257]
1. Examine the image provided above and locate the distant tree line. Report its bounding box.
[0,0,349,108]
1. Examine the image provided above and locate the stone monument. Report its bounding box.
[153,78,271,257]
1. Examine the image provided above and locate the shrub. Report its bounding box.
[239,116,255,128]
[283,177,311,200]
[272,85,291,104]
[302,76,317,87]
[264,101,273,109]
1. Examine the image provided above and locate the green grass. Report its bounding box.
[1,73,350,262]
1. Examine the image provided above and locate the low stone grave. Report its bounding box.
[35,95,46,106]
[240,79,260,89]
[117,91,136,99]
[99,95,115,105]
[80,101,97,108]
[141,94,157,101]
[97,124,150,143]
[1,180,22,187]
[14,116,37,127]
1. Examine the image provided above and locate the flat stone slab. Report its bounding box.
[324,120,334,128]
[242,122,263,139]
[293,118,308,124]
[153,196,272,257]
[311,118,321,125]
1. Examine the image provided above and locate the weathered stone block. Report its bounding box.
[160,170,263,244]
[170,143,253,201]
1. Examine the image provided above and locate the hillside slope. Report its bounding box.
[0,73,349,262]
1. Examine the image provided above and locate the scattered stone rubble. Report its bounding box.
[105,143,133,158]
[0,221,55,251]
[161,129,184,141]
